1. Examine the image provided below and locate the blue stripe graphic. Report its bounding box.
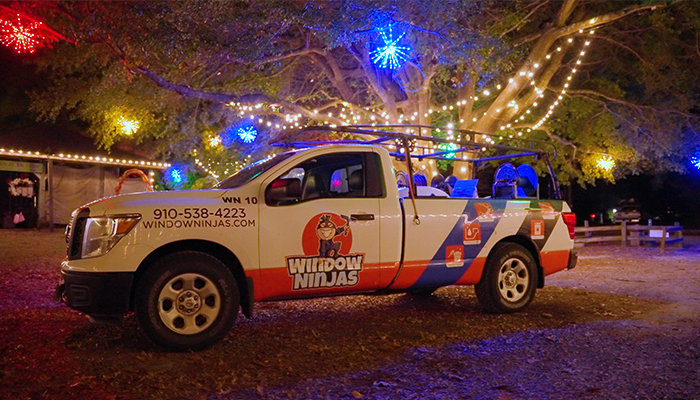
[409,200,509,289]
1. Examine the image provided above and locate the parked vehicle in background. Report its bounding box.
[613,204,641,223]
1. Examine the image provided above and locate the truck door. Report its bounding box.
[258,151,383,300]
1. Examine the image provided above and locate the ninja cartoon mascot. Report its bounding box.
[316,214,349,258]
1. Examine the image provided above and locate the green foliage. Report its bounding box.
[190,176,219,190]
[11,0,699,185]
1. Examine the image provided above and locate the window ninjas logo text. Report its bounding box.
[286,255,363,289]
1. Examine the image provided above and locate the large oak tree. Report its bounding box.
[3,0,699,183]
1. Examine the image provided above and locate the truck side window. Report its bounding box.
[265,152,385,206]
[302,153,364,199]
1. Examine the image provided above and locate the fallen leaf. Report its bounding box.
[446,373,465,381]
[352,390,364,398]
[493,384,516,392]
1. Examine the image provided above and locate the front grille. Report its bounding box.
[67,208,90,260]
[68,217,87,260]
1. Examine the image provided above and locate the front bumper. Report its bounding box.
[55,270,134,318]
[567,250,578,270]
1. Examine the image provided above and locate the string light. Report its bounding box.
[0,147,170,168]
[194,158,219,179]
[216,29,597,166]
[525,34,593,133]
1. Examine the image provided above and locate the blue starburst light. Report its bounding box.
[237,126,258,144]
[370,25,411,70]
[691,152,700,169]
[169,167,182,183]
[163,166,184,184]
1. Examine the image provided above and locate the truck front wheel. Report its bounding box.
[475,243,537,313]
[134,251,239,351]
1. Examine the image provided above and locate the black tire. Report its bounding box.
[134,251,239,351]
[475,243,537,313]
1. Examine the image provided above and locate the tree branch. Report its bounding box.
[555,0,580,27]
[539,125,578,151]
[254,47,326,69]
[512,2,666,46]
[591,34,654,67]
[568,89,699,119]
[134,66,344,127]
[499,1,549,38]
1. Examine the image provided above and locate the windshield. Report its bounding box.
[217,151,297,189]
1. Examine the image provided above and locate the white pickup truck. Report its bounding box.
[56,126,577,350]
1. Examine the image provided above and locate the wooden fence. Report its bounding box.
[574,221,683,253]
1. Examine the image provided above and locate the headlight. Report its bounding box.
[81,215,141,259]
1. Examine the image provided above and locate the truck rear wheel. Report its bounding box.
[475,243,537,313]
[134,251,239,351]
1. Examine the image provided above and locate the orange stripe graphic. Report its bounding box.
[454,257,486,285]
[540,250,570,275]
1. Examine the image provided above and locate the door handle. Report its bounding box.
[350,213,375,221]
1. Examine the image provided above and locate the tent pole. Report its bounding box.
[48,159,54,232]
[99,166,105,198]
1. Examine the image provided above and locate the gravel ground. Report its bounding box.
[1,232,699,400]
[222,238,700,400]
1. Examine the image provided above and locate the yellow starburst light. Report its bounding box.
[118,117,140,135]
[597,156,615,171]
[208,135,222,147]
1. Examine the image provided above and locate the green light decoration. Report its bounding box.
[438,142,458,158]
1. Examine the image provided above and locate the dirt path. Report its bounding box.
[224,239,700,400]
[1,231,699,400]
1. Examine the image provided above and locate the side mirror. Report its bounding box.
[265,178,301,205]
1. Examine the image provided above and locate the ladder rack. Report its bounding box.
[272,124,562,199]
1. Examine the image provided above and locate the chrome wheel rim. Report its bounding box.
[497,258,529,302]
[158,273,221,335]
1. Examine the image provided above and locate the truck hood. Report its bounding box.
[77,188,253,217]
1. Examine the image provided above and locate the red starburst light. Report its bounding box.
[0,14,43,54]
